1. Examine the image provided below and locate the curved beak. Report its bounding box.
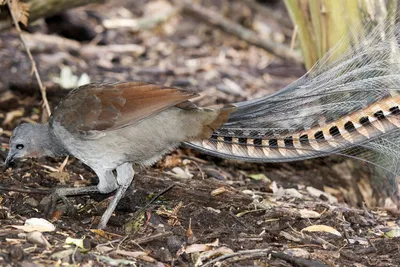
[4,152,15,169]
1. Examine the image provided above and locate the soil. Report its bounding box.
[0,0,399,266]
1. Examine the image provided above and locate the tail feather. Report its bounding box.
[186,13,400,180]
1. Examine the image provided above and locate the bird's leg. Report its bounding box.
[44,170,118,217]
[97,163,134,229]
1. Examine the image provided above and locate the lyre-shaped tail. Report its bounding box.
[186,14,400,178]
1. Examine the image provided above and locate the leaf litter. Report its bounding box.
[0,0,399,266]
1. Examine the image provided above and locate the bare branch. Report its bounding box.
[182,1,303,64]
[7,0,51,116]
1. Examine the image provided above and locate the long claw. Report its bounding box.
[40,186,100,219]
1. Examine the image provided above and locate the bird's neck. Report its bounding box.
[40,123,69,157]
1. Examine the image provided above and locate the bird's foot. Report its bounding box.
[39,186,100,219]
[40,188,75,218]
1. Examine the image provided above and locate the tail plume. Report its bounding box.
[186,13,400,180]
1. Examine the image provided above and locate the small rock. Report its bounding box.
[72,250,83,263]
[155,247,173,262]
[27,231,51,248]
[306,186,338,203]
[167,236,185,254]
[8,245,24,263]
[25,197,39,208]
[171,79,193,87]
[0,207,9,219]
[284,248,310,258]
[180,35,202,48]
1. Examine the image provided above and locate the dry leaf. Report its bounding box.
[210,187,229,196]
[156,201,183,226]
[50,210,64,222]
[49,171,70,184]
[284,188,303,199]
[65,237,85,249]
[306,187,338,203]
[90,229,122,240]
[97,255,137,266]
[4,109,24,125]
[113,250,156,263]
[383,227,400,238]
[10,0,30,26]
[186,218,193,238]
[11,218,55,232]
[162,154,182,168]
[301,225,342,237]
[284,248,310,258]
[195,246,234,266]
[51,249,75,260]
[185,239,219,254]
[299,209,321,219]
[96,246,113,254]
[248,173,270,181]
[166,167,193,179]
[178,239,219,255]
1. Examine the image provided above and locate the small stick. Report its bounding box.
[0,185,50,194]
[129,184,175,221]
[183,1,303,64]
[131,231,173,245]
[6,0,51,117]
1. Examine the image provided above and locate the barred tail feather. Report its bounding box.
[186,13,400,181]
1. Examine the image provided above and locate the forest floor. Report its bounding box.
[0,0,399,266]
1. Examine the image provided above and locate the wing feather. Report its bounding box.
[50,82,199,135]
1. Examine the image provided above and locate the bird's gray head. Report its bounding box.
[5,123,62,167]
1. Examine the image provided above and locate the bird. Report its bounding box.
[5,82,234,229]
[6,15,400,228]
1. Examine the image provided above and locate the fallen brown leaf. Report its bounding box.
[10,0,30,26]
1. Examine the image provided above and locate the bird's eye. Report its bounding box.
[16,144,24,150]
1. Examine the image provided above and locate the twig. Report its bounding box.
[201,248,329,267]
[23,33,145,57]
[71,245,78,265]
[116,235,129,251]
[103,5,181,30]
[131,231,173,245]
[129,184,175,221]
[6,0,51,117]
[0,185,50,194]
[182,1,303,64]
[190,160,205,180]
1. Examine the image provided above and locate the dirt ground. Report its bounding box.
[0,0,399,266]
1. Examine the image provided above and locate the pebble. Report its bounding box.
[25,197,39,208]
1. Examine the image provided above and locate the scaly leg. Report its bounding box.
[97,163,134,229]
[44,170,118,217]
[44,186,100,217]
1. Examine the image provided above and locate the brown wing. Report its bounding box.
[50,82,199,136]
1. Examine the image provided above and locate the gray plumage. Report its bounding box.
[6,82,233,229]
